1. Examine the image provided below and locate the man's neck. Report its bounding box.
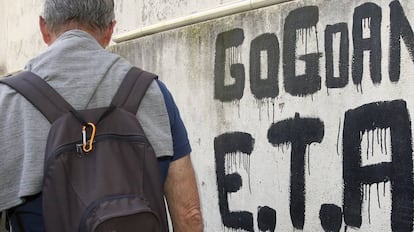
[50,25,107,48]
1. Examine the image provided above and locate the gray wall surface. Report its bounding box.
[112,0,414,231]
[0,0,247,75]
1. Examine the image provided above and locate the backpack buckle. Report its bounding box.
[82,122,96,153]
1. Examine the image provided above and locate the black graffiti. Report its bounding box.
[250,33,280,99]
[214,101,413,231]
[267,113,324,229]
[325,23,349,88]
[258,206,276,232]
[352,2,382,86]
[214,2,414,101]
[389,0,414,82]
[213,1,414,231]
[283,6,322,97]
[214,29,245,102]
[343,100,414,231]
[319,204,343,232]
[214,132,254,231]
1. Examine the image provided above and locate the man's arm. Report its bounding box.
[164,155,203,231]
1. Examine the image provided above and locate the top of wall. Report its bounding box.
[0,0,248,75]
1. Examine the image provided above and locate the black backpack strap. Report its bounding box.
[0,71,74,123]
[111,67,157,114]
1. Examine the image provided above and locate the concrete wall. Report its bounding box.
[113,0,414,231]
[114,0,243,34]
[1,1,45,75]
[0,0,5,75]
[3,0,414,231]
[1,0,245,74]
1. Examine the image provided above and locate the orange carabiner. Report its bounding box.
[82,122,96,153]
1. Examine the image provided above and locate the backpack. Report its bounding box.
[1,67,169,232]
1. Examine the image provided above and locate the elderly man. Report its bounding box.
[0,0,203,231]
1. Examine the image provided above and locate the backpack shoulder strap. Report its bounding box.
[0,71,74,123]
[111,67,157,114]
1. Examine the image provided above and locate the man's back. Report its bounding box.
[0,0,203,230]
[0,30,174,211]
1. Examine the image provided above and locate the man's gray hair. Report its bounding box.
[42,0,115,33]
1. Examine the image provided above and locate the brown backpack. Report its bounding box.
[1,67,169,232]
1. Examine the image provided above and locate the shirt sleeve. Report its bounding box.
[156,80,192,160]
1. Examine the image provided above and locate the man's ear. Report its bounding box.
[102,20,116,47]
[39,16,53,45]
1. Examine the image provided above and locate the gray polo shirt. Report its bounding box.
[0,30,173,211]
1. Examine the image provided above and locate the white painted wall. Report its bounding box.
[3,0,414,231]
[1,0,246,74]
[0,0,5,75]
[1,0,44,75]
[113,0,414,231]
[114,0,243,34]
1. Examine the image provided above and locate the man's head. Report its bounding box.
[39,0,115,47]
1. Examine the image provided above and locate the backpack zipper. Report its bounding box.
[44,134,148,176]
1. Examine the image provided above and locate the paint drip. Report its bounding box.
[225,152,252,192]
